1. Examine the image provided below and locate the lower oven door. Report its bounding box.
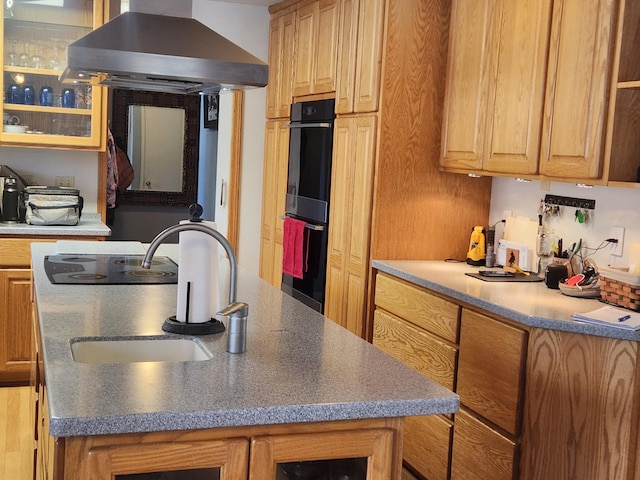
[281,218,328,313]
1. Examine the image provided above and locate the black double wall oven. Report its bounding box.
[281,99,335,313]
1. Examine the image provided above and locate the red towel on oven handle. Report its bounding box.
[282,217,307,279]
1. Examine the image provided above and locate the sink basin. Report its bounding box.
[70,337,212,364]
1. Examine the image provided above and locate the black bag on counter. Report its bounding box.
[23,186,83,226]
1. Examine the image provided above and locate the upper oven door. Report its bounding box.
[285,99,335,224]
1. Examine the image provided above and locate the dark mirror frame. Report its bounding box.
[110,89,200,207]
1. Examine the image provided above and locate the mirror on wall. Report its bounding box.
[110,89,200,206]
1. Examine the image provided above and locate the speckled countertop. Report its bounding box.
[0,213,110,236]
[373,260,640,341]
[32,241,458,438]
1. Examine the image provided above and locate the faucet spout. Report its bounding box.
[143,223,238,304]
[142,222,248,353]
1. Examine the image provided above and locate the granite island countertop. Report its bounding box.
[0,213,110,236]
[32,242,458,438]
[373,259,640,341]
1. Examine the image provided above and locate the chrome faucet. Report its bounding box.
[142,222,249,354]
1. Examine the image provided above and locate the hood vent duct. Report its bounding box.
[64,12,268,94]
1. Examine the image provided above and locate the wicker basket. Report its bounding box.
[599,266,640,311]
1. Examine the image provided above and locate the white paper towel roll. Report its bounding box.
[176,220,222,323]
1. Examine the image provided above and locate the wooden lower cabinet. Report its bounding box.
[372,270,640,479]
[0,236,105,385]
[450,409,517,480]
[36,413,404,479]
[373,272,525,479]
[403,414,452,480]
[0,268,32,384]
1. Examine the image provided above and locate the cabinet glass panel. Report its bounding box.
[116,469,220,479]
[277,458,367,480]
[2,0,104,149]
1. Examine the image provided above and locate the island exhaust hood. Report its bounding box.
[64,10,268,95]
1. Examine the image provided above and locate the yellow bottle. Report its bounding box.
[466,226,486,266]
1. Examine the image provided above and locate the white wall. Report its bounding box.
[489,177,640,269]
[0,147,100,211]
[193,0,269,275]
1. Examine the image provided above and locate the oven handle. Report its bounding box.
[284,122,332,129]
[280,215,325,231]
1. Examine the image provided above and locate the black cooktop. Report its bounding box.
[44,254,178,285]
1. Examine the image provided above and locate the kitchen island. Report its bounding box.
[372,259,640,480]
[30,242,458,479]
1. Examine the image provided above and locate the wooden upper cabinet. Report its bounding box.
[266,9,297,119]
[336,0,385,114]
[441,0,551,175]
[539,0,618,179]
[440,0,493,171]
[442,0,618,181]
[483,0,550,175]
[293,0,339,97]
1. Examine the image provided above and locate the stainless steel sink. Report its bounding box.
[70,337,212,364]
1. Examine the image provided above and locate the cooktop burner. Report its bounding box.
[44,254,178,285]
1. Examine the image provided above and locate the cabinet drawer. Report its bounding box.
[374,273,460,343]
[373,309,457,391]
[457,309,527,436]
[0,238,53,267]
[404,414,452,480]
[451,409,518,480]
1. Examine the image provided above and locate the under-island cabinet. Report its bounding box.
[31,242,458,480]
[372,260,640,480]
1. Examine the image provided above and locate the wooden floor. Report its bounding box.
[0,387,33,480]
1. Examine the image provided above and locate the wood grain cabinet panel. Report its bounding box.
[374,273,459,343]
[373,310,456,391]
[85,439,249,480]
[520,328,638,480]
[403,414,452,480]
[292,0,339,97]
[0,269,32,385]
[539,0,617,179]
[335,0,385,114]
[259,120,290,287]
[457,309,527,436]
[442,0,618,181]
[324,115,377,336]
[440,0,492,171]
[441,0,550,175]
[451,409,518,480]
[265,9,296,119]
[250,429,394,479]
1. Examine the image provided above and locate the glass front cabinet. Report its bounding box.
[1,0,106,150]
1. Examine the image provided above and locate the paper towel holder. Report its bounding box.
[142,206,250,352]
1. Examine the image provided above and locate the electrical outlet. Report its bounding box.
[55,176,75,188]
[503,210,513,219]
[610,226,625,257]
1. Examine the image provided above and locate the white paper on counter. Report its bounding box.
[503,216,538,271]
[176,221,221,323]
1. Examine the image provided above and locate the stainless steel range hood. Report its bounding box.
[64,11,268,94]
